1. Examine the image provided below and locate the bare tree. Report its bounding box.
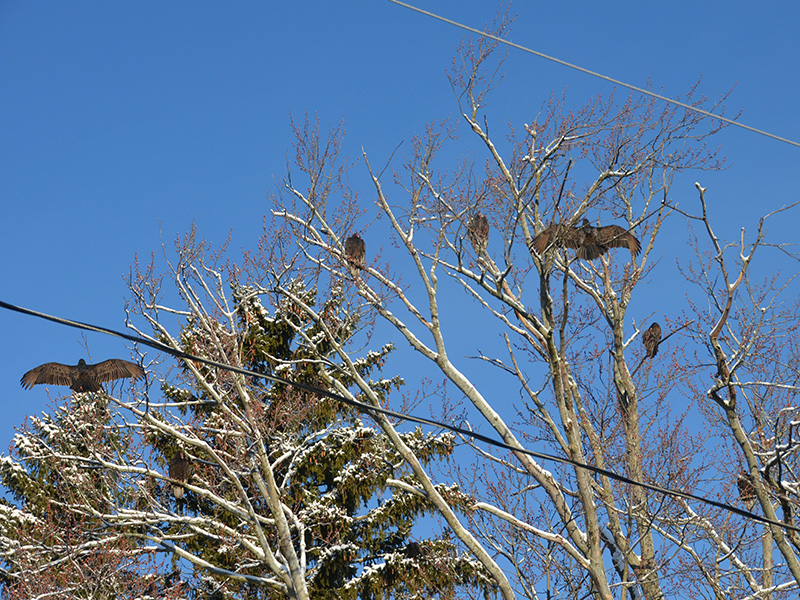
[268,15,800,600]
[1,225,492,600]
[3,13,800,600]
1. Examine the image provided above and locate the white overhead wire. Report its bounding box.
[387,0,800,149]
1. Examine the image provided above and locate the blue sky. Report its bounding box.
[1,1,799,454]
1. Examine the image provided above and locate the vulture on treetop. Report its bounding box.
[344,233,366,276]
[531,218,641,260]
[642,322,662,359]
[21,358,145,393]
[402,541,423,559]
[737,472,757,509]
[169,451,192,500]
[467,212,490,255]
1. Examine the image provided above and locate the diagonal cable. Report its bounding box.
[1,298,797,533]
[386,0,800,149]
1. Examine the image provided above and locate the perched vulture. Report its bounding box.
[169,452,192,500]
[467,212,490,255]
[531,218,641,260]
[737,472,757,509]
[21,358,145,393]
[642,322,662,358]
[344,233,366,276]
[402,541,422,559]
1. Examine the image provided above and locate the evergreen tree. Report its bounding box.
[0,386,181,598]
[0,244,495,599]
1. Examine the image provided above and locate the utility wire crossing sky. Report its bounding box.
[1,298,792,534]
[387,0,800,148]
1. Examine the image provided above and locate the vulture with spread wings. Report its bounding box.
[21,358,145,393]
[531,218,641,260]
[642,322,662,358]
[467,212,490,255]
[344,233,366,276]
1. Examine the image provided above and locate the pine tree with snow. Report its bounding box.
[150,281,496,599]
[0,247,495,599]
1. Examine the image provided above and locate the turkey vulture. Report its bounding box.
[467,212,490,255]
[642,322,662,358]
[402,541,423,559]
[344,233,366,276]
[531,218,641,260]
[21,358,145,393]
[168,451,191,500]
[737,472,757,509]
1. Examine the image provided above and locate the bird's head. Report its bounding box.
[78,359,87,366]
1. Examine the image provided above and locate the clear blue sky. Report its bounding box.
[2,1,798,453]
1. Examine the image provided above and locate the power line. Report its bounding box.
[386,0,800,150]
[1,298,797,534]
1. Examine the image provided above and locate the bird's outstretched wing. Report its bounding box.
[20,362,75,389]
[92,359,145,384]
[530,225,553,254]
[531,224,579,254]
[595,225,641,255]
[575,239,606,261]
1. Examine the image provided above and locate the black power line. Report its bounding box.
[1,298,797,533]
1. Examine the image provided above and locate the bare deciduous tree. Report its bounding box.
[1,227,490,600]
[3,14,800,600]
[267,17,800,600]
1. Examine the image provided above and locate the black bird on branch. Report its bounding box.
[631,322,666,377]
[169,451,192,500]
[630,320,691,377]
[642,322,662,358]
[402,541,423,559]
[531,218,641,260]
[467,212,490,255]
[344,233,366,276]
[21,358,145,393]
[737,472,757,509]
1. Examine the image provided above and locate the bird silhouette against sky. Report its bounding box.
[21,358,145,393]
[532,218,641,260]
[344,233,366,276]
[642,322,662,358]
[467,212,490,255]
